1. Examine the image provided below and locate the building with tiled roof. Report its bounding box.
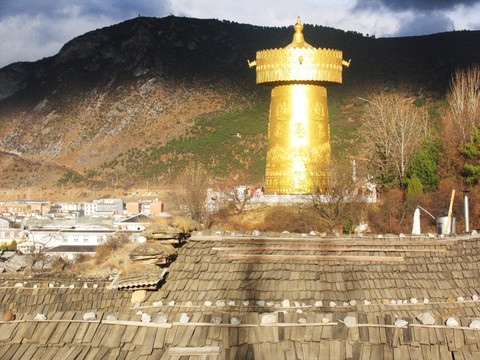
[1,233,480,359]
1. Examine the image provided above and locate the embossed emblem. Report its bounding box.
[294,123,306,138]
[310,101,325,120]
[274,122,287,138]
[316,122,327,138]
[276,100,291,121]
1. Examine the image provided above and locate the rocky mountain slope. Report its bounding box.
[1,15,480,188]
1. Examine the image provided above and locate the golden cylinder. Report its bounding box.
[250,17,348,194]
[265,84,330,194]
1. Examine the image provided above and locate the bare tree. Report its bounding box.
[173,164,210,222]
[95,232,131,265]
[359,93,429,184]
[439,110,464,177]
[223,186,254,214]
[214,173,255,215]
[447,65,480,144]
[20,230,61,270]
[309,161,358,233]
[103,233,130,252]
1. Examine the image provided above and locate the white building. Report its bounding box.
[17,242,44,255]
[28,225,116,247]
[60,202,82,212]
[113,214,151,242]
[94,199,124,215]
[0,216,24,246]
[21,225,117,255]
[0,217,12,229]
[0,228,24,247]
[83,202,97,216]
[114,214,151,231]
[83,199,123,216]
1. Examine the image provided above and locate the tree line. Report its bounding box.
[356,65,480,233]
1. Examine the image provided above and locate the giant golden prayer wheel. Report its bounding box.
[249,17,349,194]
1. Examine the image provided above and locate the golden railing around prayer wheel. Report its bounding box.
[249,16,350,194]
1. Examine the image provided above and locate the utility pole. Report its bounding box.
[445,190,455,235]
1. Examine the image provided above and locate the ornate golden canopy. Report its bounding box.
[251,17,349,85]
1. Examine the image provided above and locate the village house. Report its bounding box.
[113,214,152,242]
[0,217,11,229]
[0,216,24,247]
[0,200,51,216]
[83,202,97,216]
[59,202,83,212]
[126,199,164,216]
[114,214,151,232]
[18,225,117,259]
[46,210,79,220]
[0,228,24,247]
[83,198,124,216]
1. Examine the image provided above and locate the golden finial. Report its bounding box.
[295,15,302,31]
[287,15,312,48]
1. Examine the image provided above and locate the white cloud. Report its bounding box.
[395,11,454,37]
[449,3,480,30]
[0,0,479,68]
[167,0,399,37]
[0,12,120,67]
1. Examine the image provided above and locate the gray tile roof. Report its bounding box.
[1,234,480,359]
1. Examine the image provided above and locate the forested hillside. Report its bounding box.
[0,15,479,191]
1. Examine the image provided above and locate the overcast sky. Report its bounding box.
[1,0,480,68]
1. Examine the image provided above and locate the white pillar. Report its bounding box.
[464,191,470,233]
[412,207,421,235]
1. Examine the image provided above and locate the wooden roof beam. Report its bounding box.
[222,254,404,262]
[212,246,445,253]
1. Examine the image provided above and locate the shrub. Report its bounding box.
[368,189,408,234]
[95,233,130,264]
[104,233,130,252]
[259,206,327,233]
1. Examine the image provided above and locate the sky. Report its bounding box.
[1,0,480,68]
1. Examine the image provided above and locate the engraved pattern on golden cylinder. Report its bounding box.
[265,84,330,194]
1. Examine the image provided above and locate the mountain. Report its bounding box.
[1,15,480,188]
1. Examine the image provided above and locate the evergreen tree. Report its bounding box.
[405,173,423,205]
[405,139,440,191]
[461,125,480,184]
